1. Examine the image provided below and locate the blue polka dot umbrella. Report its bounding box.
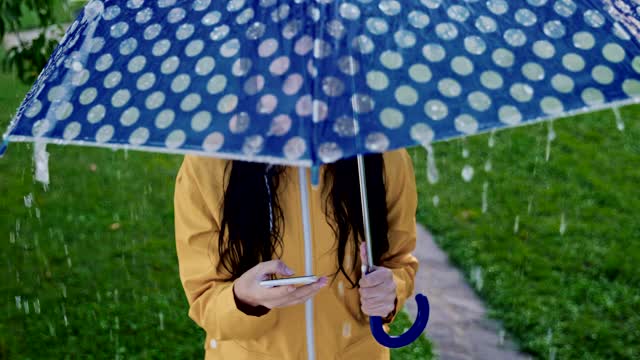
[3,0,640,354]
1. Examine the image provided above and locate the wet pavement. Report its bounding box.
[404,224,531,360]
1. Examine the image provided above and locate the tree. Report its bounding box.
[0,0,73,83]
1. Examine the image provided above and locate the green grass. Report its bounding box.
[411,108,640,359]
[14,0,84,31]
[0,71,200,358]
[0,71,432,359]
[389,311,434,359]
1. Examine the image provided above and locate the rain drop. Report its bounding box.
[461,165,474,182]
[24,193,34,208]
[488,129,496,148]
[559,213,567,235]
[432,195,440,207]
[342,322,352,338]
[612,107,625,131]
[484,159,492,172]
[62,304,68,327]
[546,121,556,162]
[34,298,41,314]
[471,267,483,291]
[425,144,439,184]
[514,215,520,234]
[337,281,345,297]
[482,181,489,213]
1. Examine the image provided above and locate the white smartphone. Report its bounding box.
[260,275,318,288]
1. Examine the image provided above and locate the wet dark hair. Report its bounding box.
[217,154,389,287]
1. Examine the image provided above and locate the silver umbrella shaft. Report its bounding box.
[357,155,375,270]
[298,167,316,360]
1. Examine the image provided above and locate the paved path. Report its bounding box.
[404,224,531,360]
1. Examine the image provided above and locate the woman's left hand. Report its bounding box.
[358,242,397,318]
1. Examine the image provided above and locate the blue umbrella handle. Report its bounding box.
[369,293,430,348]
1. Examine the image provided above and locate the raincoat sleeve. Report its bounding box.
[174,155,278,340]
[381,149,420,323]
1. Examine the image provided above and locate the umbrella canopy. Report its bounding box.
[3,0,640,163]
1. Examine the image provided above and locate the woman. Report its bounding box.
[174,149,419,359]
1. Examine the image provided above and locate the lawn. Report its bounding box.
[411,108,640,358]
[0,70,432,359]
[12,0,85,31]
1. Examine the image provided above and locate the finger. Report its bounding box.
[274,280,326,308]
[361,297,395,316]
[362,303,395,317]
[359,242,381,276]
[359,287,394,306]
[256,260,294,278]
[285,291,320,307]
[359,242,367,271]
[362,296,395,311]
[359,288,394,304]
[262,284,297,299]
[360,269,392,288]
[361,303,379,316]
[266,277,326,305]
[287,277,327,301]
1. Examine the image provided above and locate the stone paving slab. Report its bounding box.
[405,224,532,360]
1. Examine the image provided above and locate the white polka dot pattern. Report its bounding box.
[5,0,640,166]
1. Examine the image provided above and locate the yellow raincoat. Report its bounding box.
[174,149,419,359]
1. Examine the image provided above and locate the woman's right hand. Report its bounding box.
[233,260,328,309]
